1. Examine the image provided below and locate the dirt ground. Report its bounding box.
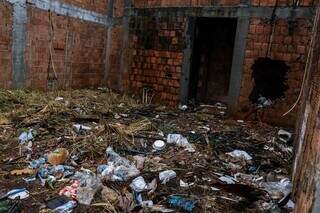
[0,89,294,213]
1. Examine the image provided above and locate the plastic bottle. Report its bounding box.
[52,200,77,213]
[167,195,196,212]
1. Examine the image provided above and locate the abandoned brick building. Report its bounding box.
[0,0,319,212]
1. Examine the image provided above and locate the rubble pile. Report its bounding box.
[0,89,294,212]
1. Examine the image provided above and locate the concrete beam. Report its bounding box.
[132,6,314,20]
[26,0,120,26]
[7,0,122,27]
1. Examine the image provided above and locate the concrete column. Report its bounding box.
[10,0,27,88]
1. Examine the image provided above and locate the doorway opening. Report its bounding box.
[189,17,237,104]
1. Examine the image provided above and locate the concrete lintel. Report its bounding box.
[133,6,314,20]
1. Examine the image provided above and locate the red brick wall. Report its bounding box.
[0,2,13,88]
[114,0,125,17]
[293,5,320,212]
[62,0,108,14]
[238,18,313,126]
[126,16,186,105]
[25,7,107,90]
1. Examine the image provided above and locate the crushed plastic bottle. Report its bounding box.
[52,200,77,213]
[159,170,176,184]
[167,195,196,212]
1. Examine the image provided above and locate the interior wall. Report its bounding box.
[0,0,127,91]
[293,4,320,212]
[25,7,107,89]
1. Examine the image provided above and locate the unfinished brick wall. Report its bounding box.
[126,9,312,118]
[0,1,12,88]
[293,5,320,212]
[126,15,185,105]
[25,7,107,90]
[238,18,313,126]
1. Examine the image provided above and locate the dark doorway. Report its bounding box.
[189,17,237,104]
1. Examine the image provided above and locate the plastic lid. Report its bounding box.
[153,140,166,150]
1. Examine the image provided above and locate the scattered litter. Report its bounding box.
[178,105,188,111]
[10,168,36,176]
[46,196,70,210]
[130,176,148,192]
[0,89,297,212]
[219,176,237,184]
[159,170,176,184]
[211,187,220,191]
[179,180,194,188]
[23,177,37,183]
[59,180,80,199]
[18,129,34,144]
[48,148,69,165]
[30,157,47,169]
[52,200,77,213]
[167,134,195,152]
[101,186,119,204]
[153,140,166,151]
[133,155,145,170]
[73,124,92,133]
[76,172,102,205]
[167,195,196,212]
[55,97,64,101]
[257,96,273,108]
[146,205,174,212]
[278,129,292,142]
[99,147,140,181]
[6,188,29,200]
[260,178,292,200]
[226,150,253,161]
[285,200,295,209]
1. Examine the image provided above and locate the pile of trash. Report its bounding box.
[0,89,295,212]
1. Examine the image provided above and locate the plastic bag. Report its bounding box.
[76,172,102,205]
[98,147,140,181]
[260,178,292,200]
[166,134,195,152]
[226,150,252,161]
[159,170,176,184]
